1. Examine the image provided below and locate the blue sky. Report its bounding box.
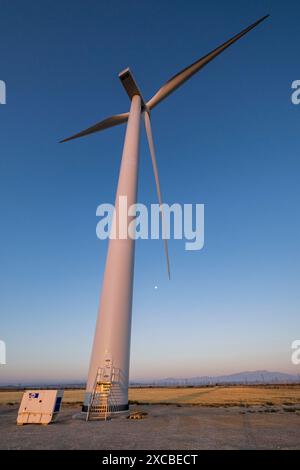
[0,0,300,384]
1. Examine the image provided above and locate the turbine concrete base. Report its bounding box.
[81,403,129,413]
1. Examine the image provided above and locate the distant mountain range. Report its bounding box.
[1,370,299,388]
[131,370,300,386]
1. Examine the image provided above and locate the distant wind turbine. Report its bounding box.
[61,14,269,415]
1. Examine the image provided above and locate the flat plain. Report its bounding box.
[0,386,299,449]
[1,385,300,407]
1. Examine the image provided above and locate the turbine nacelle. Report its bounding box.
[118,68,148,112]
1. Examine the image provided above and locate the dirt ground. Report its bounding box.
[1,387,299,449]
[0,403,300,450]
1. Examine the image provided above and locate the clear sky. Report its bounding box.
[1,0,300,384]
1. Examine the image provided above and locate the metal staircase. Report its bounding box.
[86,365,123,421]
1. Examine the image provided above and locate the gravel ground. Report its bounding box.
[0,404,299,450]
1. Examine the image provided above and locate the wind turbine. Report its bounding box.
[61,14,269,414]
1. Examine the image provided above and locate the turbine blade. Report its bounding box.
[144,111,171,280]
[59,112,129,143]
[147,14,269,110]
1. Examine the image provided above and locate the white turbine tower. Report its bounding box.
[61,15,269,414]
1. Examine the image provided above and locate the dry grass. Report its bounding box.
[1,385,300,407]
[129,386,300,407]
[0,390,84,406]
